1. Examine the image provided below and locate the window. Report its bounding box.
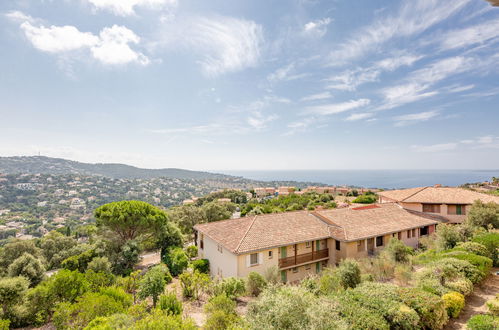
[217,244,223,253]
[420,226,429,236]
[376,236,384,247]
[412,229,416,237]
[397,232,402,240]
[200,234,204,250]
[423,204,441,213]
[292,267,298,273]
[448,204,466,215]
[268,251,273,259]
[335,240,341,251]
[306,241,311,248]
[407,230,411,238]
[250,253,259,266]
[357,240,364,252]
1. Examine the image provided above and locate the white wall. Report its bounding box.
[198,233,238,278]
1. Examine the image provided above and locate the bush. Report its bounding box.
[300,275,320,295]
[246,272,267,296]
[61,249,96,273]
[85,313,134,329]
[204,310,242,330]
[486,294,499,316]
[138,264,172,307]
[435,224,464,250]
[99,287,133,309]
[352,195,377,204]
[442,291,465,318]
[472,232,499,266]
[205,294,236,315]
[87,257,112,274]
[445,278,474,296]
[454,242,491,258]
[179,270,210,300]
[8,253,46,286]
[466,314,499,330]
[132,309,197,330]
[185,245,198,259]
[192,259,209,274]
[398,287,448,329]
[336,259,361,289]
[263,265,280,285]
[306,298,349,330]
[163,248,189,277]
[318,268,343,295]
[334,293,391,330]
[246,286,314,330]
[158,292,183,315]
[384,238,413,263]
[211,277,245,300]
[0,320,9,330]
[442,252,492,282]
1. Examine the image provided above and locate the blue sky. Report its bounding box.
[0,0,498,170]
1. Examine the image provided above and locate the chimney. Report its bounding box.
[434,184,442,188]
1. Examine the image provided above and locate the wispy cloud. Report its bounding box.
[393,110,439,126]
[345,113,374,121]
[303,18,332,38]
[437,19,499,51]
[306,98,370,115]
[329,0,471,64]
[300,91,332,102]
[411,143,458,152]
[267,63,308,83]
[247,112,278,130]
[86,0,177,17]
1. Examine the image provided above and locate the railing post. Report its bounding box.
[294,244,297,266]
[311,240,314,260]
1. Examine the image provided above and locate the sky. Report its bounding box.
[0,0,499,171]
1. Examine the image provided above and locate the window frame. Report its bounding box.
[335,240,341,251]
[376,235,384,247]
[249,253,259,266]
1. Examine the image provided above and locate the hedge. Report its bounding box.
[442,292,465,318]
[466,314,499,330]
[397,287,448,329]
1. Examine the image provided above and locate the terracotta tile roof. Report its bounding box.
[195,203,441,253]
[316,203,439,242]
[194,211,330,254]
[378,187,499,204]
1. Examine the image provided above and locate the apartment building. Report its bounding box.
[194,203,439,283]
[378,185,499,223]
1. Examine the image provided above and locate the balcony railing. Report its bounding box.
[278,248,329,268]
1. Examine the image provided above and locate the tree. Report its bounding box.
[0,240,43,274]
[138,264,172,308]
[87,257,112,274]
[466,201,499,229]
[201,202,233,222]
[336,259,361,289]
[435,224,464,250]
[179,270,210,300]
[39,231,77,269]
[0,277,29,317]
[8,253,46,286]
[95,201,167,243]
[168,206,207,236]
[110,240,140,276]
[384,238,413,262]
[157,222,184,261]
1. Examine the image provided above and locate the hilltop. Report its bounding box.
[0,156,234,180]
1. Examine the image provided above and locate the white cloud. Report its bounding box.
[267,63,308,83]
[19,20,148,66]
[91,25,149,65]
[438,19,499,51]
[5,10,34,23]
[393,110,438,126]
[300,91,332,102]
[375,54,423,71]
[379,56,473,109]
[161,16,263,76]
[306,98,370,115]
[247,112,278,130]
[86,0,177,16]
[20,22,99,53]
[345,113,374,121]
[446,84,475,93]
[327,68,379,91]
[329,0,471,64]
[303,18,332,38]
[477,135,493,144]
[411,143,458,152]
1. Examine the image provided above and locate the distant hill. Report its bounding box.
[0,156,235,180]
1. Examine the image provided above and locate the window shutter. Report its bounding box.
[246,255,250,267]
[258,252,263,265]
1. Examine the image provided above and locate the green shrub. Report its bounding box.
[157,292,182,315]
[445,278,474,296]
[336,259,361,289]
[435,257,485,284]
[99,287,132,309]
[211,277,245,300]
[179,270,210,300]
[454,242,491,258]
[85,313,134,329]
[398,287,448,329]
[185,245,198,259]
[205,294,236,315]
[87,257,112,274]
[8,253,46,286]
[191,259,209,274]
[132,309,197,330]
[352,195,377,204]
[442,291,465,318]
[246,286,314,330]
[263,266,280,284]
[417,277,449,296]
[204,310,242,330]
[300,275,320,295]
[85,270,115,291]
[0,319,10,330]
[318,268,343,295]
[61,249,96,273]
[138,264,172,308]
[384,238,413,263]
[466,314,499,330]
[335,293,390,330]
[246,272,267,296]
[443,251,492,280]
[305,298,349,330]
[163,248,189,277]
[486,294,499,316]
[472,232,499,266]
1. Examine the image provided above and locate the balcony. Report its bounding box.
[278,248,329,268]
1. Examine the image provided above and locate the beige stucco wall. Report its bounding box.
[399,202,467,223]
[198,234,238,278]
[283,261,327,283]
[237,248,279,278]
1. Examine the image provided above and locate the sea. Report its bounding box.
[219,170,499,189]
